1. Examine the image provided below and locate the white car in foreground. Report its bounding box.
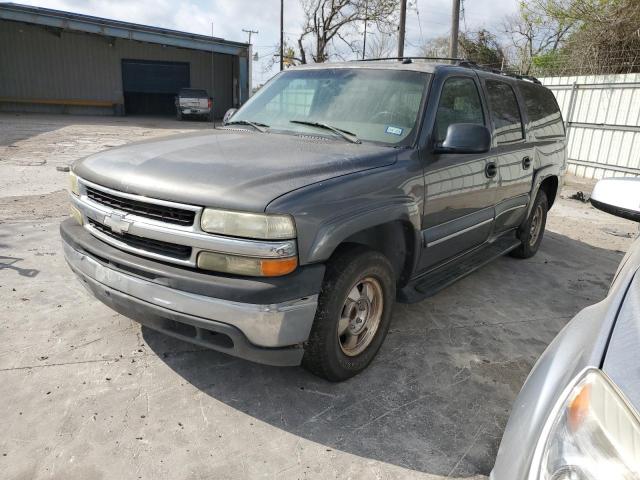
[492,177,640,480]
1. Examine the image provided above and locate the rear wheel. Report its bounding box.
[302,247,395,382]
[510,189,548,259]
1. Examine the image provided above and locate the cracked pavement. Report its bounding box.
[0,113,637,479]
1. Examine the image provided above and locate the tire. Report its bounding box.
[510,189,549,259]
[302,246,396,382]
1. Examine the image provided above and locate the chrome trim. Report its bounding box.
[426,218,493,247]
[72,178,297,267]
[495,204,527,218]
[63,240,318,348]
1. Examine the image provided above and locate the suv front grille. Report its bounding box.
[88,219,192,260]
[86,186,196,226]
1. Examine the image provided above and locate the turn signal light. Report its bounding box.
[197,251,297,277]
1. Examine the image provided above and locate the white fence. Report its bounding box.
[540,74,640,179]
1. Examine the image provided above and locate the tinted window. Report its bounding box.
[486,80,524,143]
[519,83,564,138]
[434,77,484,142]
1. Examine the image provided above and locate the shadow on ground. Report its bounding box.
[142,232,623,477]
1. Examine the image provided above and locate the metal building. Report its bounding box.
[0,3,251,118]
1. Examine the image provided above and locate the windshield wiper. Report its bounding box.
[225,120,269,133]
[290,120,361,144]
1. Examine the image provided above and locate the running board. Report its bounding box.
[397,234,521,304]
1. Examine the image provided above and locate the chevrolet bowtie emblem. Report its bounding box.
[103,212,131,235]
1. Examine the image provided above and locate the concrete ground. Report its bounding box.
[0,113,637,480]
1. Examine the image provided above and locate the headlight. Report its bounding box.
[69,170,80,196]
[532,368,640,480]
[197,251,297,277]
[200,208,296,240]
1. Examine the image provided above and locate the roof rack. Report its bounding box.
[350,56,542,84]
[459,60,542,84]
[356,56,465,64]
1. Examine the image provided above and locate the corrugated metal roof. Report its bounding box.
[0,2,249,56]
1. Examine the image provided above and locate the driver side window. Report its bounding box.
[434,77,484,142]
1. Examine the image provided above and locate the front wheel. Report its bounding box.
[510,189,548,259]
[302,247,395,382]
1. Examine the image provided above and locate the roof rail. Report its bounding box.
[458,61,542,84]
[350,56,543,84]
[356,56,465,64]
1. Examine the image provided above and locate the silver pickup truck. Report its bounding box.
[175,88,213,121]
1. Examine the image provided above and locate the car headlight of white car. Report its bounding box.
[531,368,640,480]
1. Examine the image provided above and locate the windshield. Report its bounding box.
[232,68,430,145]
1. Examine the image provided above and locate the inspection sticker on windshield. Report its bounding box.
[385,126,403,136]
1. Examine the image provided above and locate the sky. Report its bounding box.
[13,0,520,85]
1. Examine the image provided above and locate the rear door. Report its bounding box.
[481,78,533,233]
[419,72,497,271]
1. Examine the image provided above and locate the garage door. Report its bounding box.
[122,59,190,115]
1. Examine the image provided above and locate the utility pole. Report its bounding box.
[397,0,407,59]
[362,0,368,60]
[449,0,461,58]
[242,29,258,45]
[280,0,284,71]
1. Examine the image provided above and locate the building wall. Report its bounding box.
[0,19,237,117]
[541,73,640,179]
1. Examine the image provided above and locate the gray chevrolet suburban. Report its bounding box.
[61,59,566,381]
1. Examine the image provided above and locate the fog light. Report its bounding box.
[197,251,297,277]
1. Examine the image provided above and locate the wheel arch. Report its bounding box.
[527,165,562,217]
[539,175,559,208]
[328,220,420,288]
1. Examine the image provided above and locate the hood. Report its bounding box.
[73,129,396,211]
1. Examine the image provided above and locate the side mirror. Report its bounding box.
[223,108,238,125]
[591,178,640,222]
[435,123,491,154]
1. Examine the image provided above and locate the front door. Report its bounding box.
[419,73,498,271]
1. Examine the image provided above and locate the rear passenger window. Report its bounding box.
[434,77,484,142]
[485,80,524,143]
[519,83,565,138]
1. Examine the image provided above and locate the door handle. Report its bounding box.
[522,156,532,170]
[485,162,498,178]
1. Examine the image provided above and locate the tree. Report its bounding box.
[296,0,397,64]
[420,31,506,69]
[503,0,640,75]
[459,30,507,68]
[365,30,395,59]
[502,0,575,74]
[421,36,449,58]
[540,0,640,74]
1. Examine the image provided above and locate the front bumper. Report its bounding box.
[61,220,321,366]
